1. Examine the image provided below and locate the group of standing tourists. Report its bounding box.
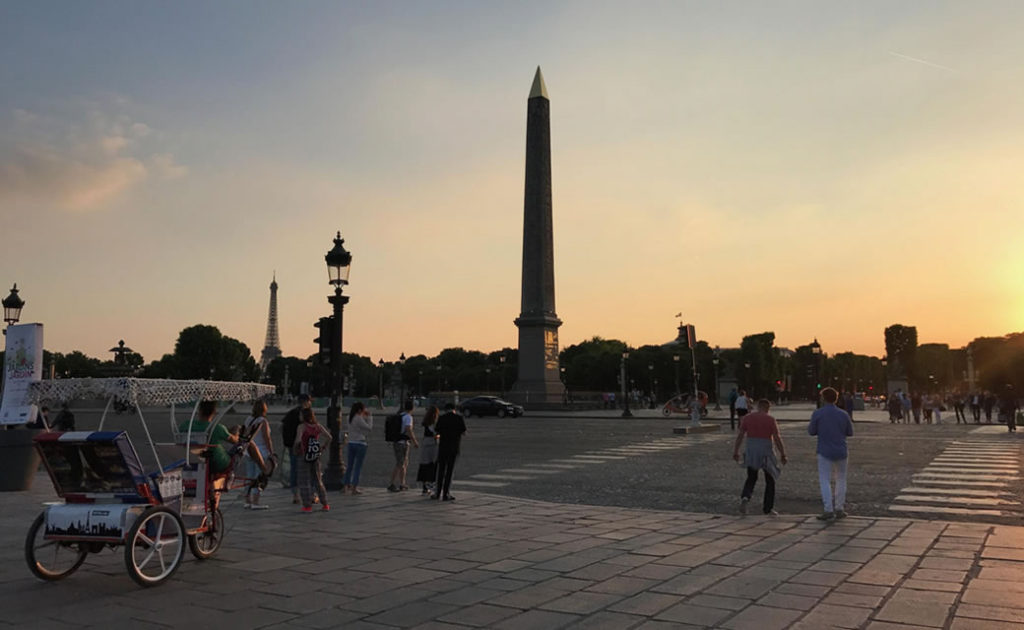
[887,388,1021,431]
[262,395,467,511]
[732,387,853,522]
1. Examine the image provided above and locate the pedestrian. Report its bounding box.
[728,388,739,431]
[343,402,373,495]
[843,391,855,421]
[433,403,467,501]
[887,393,903,423]
[280,394,312,504]
[911,392,922,424]
[54,403,76,431]
[923,394,934,424]
[970,391,982,424]
[243,400,275,510]
[388,400,419,492]
[734,390,750,428]
[732,399,788,516]
[984,392,996,423]
[416,406,440,495]
[900,391,912,424]
[293,408,331,513]
[999,386,1020,433]
[808,387,854,522]
[953,392,967,424]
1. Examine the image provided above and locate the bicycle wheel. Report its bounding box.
[124,506,185,587]
[25,511,88,581]
[188,508,223,559]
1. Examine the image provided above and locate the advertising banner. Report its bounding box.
[0,323,44,425]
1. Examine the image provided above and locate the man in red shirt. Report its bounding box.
[732,399,788,515]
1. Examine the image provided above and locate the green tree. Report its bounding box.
[169,324,257,381]
[739,332,778,398]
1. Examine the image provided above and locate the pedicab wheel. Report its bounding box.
[125,506,186,587]
[661,406,672,417]
[188,508,224,560]
[25,512,88,581]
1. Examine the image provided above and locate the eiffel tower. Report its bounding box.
[260,273,282,372]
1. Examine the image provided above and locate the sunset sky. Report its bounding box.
[2,2,1022,365]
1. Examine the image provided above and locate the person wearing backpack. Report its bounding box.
[387,400,419,492]
[292,408,331,512]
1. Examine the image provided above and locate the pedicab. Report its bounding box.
[23,377,275,587]
[661,391,709,418]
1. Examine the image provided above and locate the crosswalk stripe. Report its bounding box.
[471,474,534,481]
[499,468,561,475]
[899,487,1010,497]
[454,480,509,488]
[895,494,1018,506]
[909,479,1009,487]
[889,505,1014,517]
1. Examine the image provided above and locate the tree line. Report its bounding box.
[12,323,1022,401]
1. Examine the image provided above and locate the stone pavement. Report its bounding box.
[5,478,1024,630]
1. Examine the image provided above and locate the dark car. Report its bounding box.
[459,396,524,418]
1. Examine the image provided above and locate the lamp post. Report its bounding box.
[560,366,568,403]
[880,357,888,396]
[418,369,423,397]
[672,354,681,395]
[621,351,632,417]
[648,363,655,407]
[435,364,442,392]
[323,231,352,491]
[2,284,25,334]
[378,358,385,405]
[499,354,506,396]
[397,352,406,405]
[712,350,721,410]
[485,367,491,393]
[743,361,751,395]
[810,338,822,404]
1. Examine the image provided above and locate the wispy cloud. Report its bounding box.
[888,51,957,73]
[0,99,186,210]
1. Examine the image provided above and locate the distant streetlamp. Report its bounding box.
[712,348,722,410]
[672,354,681,395]
[621,352,632,418]
[648,363,655,407]
[418,369,423,396]
[378,358,385,403]
[322,231,352,490]
[744,361,752,393]
[398,352,406,404]
[2,283,25,334]
[499,354,506,396]
[560,366,568,403]
[810,338,822,401]
[435,364,442,392]
[485,367,492,392]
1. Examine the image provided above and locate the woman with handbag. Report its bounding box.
[416,406,440,495]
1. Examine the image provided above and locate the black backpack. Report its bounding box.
[384,414,403,442]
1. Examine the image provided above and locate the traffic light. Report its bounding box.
[313,316,334,365]
[816,383,822,389]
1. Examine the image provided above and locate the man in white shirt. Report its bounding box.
[735,390,750,425]
[388,400,419,492]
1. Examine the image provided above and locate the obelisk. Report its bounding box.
[510,67,565,407]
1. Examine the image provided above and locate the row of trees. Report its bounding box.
[14,323,1023,401]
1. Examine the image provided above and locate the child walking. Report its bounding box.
[293,408,331,513]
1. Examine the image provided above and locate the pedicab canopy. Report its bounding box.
[27,378,275,407]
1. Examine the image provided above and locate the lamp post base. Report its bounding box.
[323,401,345,491]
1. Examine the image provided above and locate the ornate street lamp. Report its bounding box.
[398,352,406,405]
[499,354,506,396]
[672,354,681,395]
[377,358,385,406]
[322,231,352,490]
[560,366,568,404]
[621,351,632,418]
[3,283,25,333]
[648,363,655,407]
[712,348,722,410]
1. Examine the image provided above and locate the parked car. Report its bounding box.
[459,396,524,418]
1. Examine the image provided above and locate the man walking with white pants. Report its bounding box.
[808,387,854,522]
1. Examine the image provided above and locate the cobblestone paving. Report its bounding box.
[6,477,1024,629]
